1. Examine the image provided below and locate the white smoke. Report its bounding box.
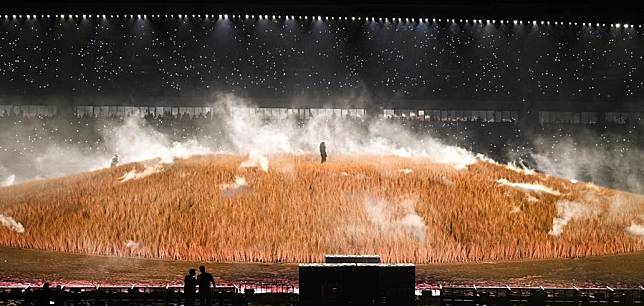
[119,163,163,182]
[475,153,498,164]
[219,176,250,197]
[531,136,643,194]
[215,94,476,170]
[0,214,25,233]
[105,116,210,164]
[441,176,454,186]
[625,223,644,236]
[0,165,16,187]
[239,151,269,172]
[477,154,536,176]
[124,240,142,250]
[1,174,15,187]
[549,199,602,236]
[363,196,427,243]
[5,94,484,183]
[526,195,539,203]
[496,178,561,195]
[399,168,413,175]
[506,161,535,176]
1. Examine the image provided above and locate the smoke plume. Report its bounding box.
[363,196,428,244]
[549,199,601,236]
[219,176,250,197]
[0,214,25,233]
[239,151,270,172]
[626,223,644,236]
[531,134,643,194]
[119,163,164,182]
[496,178,561,195]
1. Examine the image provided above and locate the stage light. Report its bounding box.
[138,14,141,19]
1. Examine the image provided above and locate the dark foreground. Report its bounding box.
[1,247,643,288]
[1,285,643,306]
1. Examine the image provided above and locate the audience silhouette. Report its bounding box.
[183,268,197,305]
[197,265,216,305]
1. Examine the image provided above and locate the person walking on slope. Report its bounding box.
[319,142,327,163]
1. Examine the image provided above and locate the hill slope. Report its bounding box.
[1,154,642,263]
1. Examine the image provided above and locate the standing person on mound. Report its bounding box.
[197,266,216,305]
[183,268,197,306]
[319,141,327,163]
[110,153,119,167]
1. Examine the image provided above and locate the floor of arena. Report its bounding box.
[1,247,641,288]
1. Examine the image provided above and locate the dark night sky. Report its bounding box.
[0,2,642,110]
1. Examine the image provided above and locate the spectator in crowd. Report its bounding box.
[197,265,216,305]
[184,268,197,305]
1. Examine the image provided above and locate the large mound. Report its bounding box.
[0,154,642,263]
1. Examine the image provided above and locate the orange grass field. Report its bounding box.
[0,154,642,263]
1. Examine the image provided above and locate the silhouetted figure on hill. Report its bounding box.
[197,265,216,305]
[110,153,119,167]
[319,142,327,163]
[184,268,197,306]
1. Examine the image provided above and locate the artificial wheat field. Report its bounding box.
[0,154,642,264]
